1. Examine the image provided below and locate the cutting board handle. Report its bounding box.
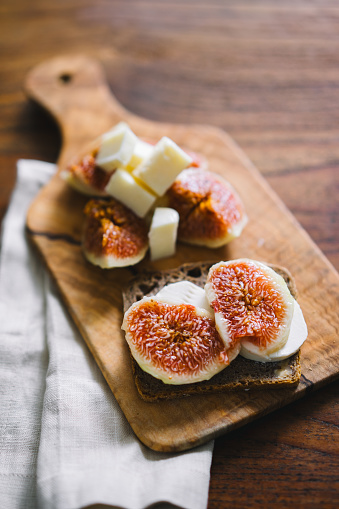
[25,55,129,168]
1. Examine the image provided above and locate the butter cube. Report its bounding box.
[133,136,192,196]
[148,207,179,261]
[96,122,138,172]
[105,169,157,218]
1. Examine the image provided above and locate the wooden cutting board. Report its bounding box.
[25,55,339,452]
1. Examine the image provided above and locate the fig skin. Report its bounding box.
[165,169,247,248]
[205,259,295,355]
[122,296,238,385]
[82,198,149,268]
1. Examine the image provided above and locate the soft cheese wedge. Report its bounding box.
[155,280,213,314]
[133,136,192,196]
[96,122,138,172]
[148,207,179,261]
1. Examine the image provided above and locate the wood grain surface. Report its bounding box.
[24,53,339,453]
[1,0,338,507]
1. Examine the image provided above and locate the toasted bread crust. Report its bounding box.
[123,261,301,401]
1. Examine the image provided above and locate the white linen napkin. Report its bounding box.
[0,160,214,509]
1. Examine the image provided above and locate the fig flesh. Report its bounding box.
[62,148,114,196]
[166,169,247,248]
[205,259,295,355]
[82,198,149,268]
[122,289,238,385]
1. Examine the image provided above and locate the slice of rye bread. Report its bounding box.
[122,261,301,401]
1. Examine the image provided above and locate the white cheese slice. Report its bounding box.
[148,207,179,261]
[105,169,157,218]
[240,299,308,362]
[96,122,138,172]
[133,136,192,196]
[154,281,213,317]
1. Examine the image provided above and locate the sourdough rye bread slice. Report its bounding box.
[122,261,301,401]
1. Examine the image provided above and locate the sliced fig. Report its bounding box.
[240,298,308,362]
[165,169,247,248]
[82,198,149,268]
[61,147,113,197]
[122,295,237,384]
[154,280,241,363]
[205,259,295,355]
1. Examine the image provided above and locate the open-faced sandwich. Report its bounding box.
[61,123,308,401]
[122,259,308,400]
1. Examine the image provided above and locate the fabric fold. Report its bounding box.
[0,160,54,509]
[0,160,213,509]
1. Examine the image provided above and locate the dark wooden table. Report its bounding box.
[1,1,338,507]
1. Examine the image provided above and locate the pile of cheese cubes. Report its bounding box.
[96,122,193,261]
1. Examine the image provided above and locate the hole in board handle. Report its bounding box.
[59,73,73,84]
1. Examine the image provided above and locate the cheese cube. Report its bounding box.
[125,140,154,172]
[105,169,157,218]
[133,136,192,196]
[96,122,138,172]
[148,207,179,261]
